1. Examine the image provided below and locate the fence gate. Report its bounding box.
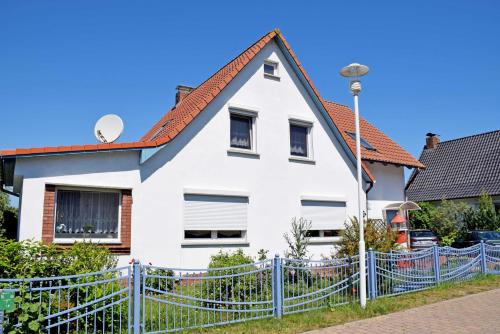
[139,259,275,333]
[281,256,360,315]
[0,266,131,333]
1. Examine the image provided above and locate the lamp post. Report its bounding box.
[340,63,369,308]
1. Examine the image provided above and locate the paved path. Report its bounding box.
[304,289,500,334]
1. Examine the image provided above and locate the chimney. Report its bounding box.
[425,132,440,149]
[175,85,195,105]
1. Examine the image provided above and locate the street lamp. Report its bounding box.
[340,63,369,309]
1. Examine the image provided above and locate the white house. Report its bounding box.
[0,30,423,267]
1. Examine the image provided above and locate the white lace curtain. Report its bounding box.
[55,190,119,238]
[290,125,307,156]
[230,115,251,149]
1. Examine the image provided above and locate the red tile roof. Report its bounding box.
[323,100,424,169]
[0,29,423,180]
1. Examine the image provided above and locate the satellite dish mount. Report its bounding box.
[94,114,124,143]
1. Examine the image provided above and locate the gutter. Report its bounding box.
[365,180,374,220]
[1,186,19,197]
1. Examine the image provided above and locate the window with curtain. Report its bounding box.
[230,114,252,149]
[55,189,120,239]
[290,124,309,157]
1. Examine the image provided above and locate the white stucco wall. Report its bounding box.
[13,40,406,268]
[366,162,406,220]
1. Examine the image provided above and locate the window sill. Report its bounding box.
[181,239,250,247]
[264,73,281,81]
[53,238,122,245]
[289,156,315,164]
[227,148,260,158]
[309,237,342,245]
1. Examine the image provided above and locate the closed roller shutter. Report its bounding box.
[184,194,248,230]
[301,200,346,230]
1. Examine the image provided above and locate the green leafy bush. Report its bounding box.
[145,267,176,292]
[409,199,485,246]
[200,249,270,308]
[336,217,397,257]
[0,236,120,333]
[464,192,500,232]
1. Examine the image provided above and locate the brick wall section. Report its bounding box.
[41,185,132,255]
[42,185,56,244]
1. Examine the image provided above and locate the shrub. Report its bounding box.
[283,217,311,260]
[0,237,120,333]
[145,267,176,292]
[409,202,438,230]
[464,192,500,232]
[60,241,117,274]
[409,200,469,246]
[200,249,269,308]
[336,217,397,257]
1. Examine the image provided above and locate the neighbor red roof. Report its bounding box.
[0,29,423,179]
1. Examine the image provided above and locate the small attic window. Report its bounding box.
[264,60,279,79]
[346,132,376,151]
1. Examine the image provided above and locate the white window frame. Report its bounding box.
[289,117,314,163]
[182,229,248,244]
[53,186,122,244]
[263,59,280,79]
[228,106,259,157]
[307,229,343,244]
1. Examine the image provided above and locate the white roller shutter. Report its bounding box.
[301,200,346,230]
[184,194,248,231]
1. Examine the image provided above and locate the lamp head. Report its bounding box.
[340,63,369,78]
[340,63,369,95]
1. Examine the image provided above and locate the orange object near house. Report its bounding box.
[391,213,407,224]
[397,231,407,244]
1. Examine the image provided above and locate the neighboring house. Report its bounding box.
[406,131,500,211]
[0,30,422,267]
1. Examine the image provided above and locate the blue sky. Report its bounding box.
[1,1,499,182]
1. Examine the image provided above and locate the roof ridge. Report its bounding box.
[1,30,423,173]
[433,129,500,146]
[140,29,277,142]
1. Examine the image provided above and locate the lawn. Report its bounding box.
[183,274,500,334]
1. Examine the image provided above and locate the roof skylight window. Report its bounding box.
[346,132,376,151]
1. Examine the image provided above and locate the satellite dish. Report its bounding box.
[94,114,124,143]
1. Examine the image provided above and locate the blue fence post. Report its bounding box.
[480,240,487,274]
[432,245,440,285]
[133,259,141,334]
[273,254,282,318]
[367,248,377,300]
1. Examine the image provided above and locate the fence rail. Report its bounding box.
[1,241,499,333]
[0,266,131,333]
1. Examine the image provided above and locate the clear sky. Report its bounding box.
[1,1,499,176]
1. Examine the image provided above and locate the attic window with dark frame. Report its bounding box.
[346,132,376,151]
[263,60,279,78]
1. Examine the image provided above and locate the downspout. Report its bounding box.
[365,180,374,220]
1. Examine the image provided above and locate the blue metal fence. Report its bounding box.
[140,259,275,333]
[0,266,131,333]
[281,256,360,315]
[1,242,499,333]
